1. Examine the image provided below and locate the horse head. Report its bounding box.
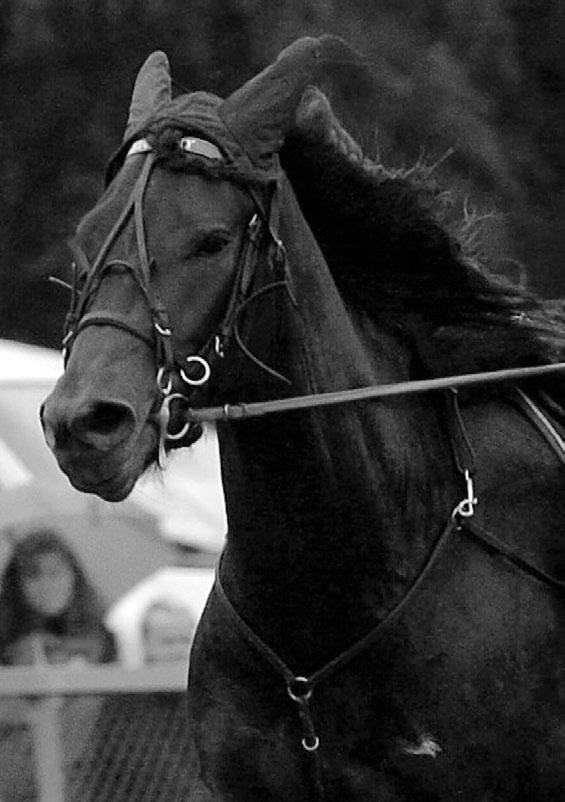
[40,37,366,500]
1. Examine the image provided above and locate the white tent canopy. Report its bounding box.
[0,339,226,553]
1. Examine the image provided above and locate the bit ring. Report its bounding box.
[180,355,211,387]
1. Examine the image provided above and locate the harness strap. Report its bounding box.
[62,149,296,466]
[233,281,294,385]
[447,388,565,589]
[65,156,159,357]
[463,521,565,590]
[214,385,565,774]
[74,311,154,349]
[214,515,458,760]
[93,155,154,275]
[198,213,263,362]
[511,388,565,465]
[446,388,476,475]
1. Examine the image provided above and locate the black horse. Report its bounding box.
[41,37,565,800]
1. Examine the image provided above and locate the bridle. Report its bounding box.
[61,133,565,463]
[61,136,293,466]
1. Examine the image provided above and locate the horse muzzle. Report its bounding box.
[40,384,156,500]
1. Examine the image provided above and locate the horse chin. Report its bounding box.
[72,472,139,502]
[57,423,159,503]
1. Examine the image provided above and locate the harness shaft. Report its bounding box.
[184,361,565,422]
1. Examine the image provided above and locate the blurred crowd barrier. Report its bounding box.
[0,662,193,801]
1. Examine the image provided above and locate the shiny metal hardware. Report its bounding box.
[179,137,223,161]
[154,321,172,337]
[247,213,260,239]
[155,392,192,467]
[180,355,211,387]
[214,334,225,358]
[286,677,320,752]
[452,469,478,520]
[126,139,153,157]
[301,735,320,752]
[287,676,312,702]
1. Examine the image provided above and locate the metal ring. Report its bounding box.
[287,676,312,702]
[166,421,192,442]
[163,393,192,442]
[301,736,320,752]
[154,322,172,337]
[156,393,192,442]
[180,355,211,387]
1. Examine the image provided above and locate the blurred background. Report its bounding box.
[0,0,564,352]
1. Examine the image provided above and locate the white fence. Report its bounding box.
[0,663,190,801]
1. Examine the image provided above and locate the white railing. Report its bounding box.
[0,662,188,802]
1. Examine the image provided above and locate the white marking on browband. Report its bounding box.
[125,137,223,161]
[402,735,442,758]
[179,136,223,160]
[127,139,153,156]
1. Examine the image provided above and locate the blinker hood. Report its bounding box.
[106,35,365,185]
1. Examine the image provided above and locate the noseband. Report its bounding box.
[62,137,292,465]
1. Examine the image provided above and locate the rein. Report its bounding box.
[184,361,565,422]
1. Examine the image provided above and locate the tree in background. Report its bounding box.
[0,0,562,347]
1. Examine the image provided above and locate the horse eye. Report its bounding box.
[195,233,230,257]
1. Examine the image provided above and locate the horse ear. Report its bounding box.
[125,51,172,141]
[219,35,367,172]
[293,86,364,160]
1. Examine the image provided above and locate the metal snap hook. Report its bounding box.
[180,355,211,387]
[451,469,478,520]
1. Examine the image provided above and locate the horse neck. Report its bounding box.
[217,190,458,670]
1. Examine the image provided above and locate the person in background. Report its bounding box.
[142,599,197,664]
[80,588,200,799]
[0,529,116,801]
[0,528,115,666]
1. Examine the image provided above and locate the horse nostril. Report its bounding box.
[79,402,130,435]
[72,400,136,450]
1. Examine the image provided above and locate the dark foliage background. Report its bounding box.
[0,0,563,348]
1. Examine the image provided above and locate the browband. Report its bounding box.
[126,136,223,161]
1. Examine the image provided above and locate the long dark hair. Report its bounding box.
[279,88,565,380]
[0,529,113,661]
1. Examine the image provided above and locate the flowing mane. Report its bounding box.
[43,40,565,799]
[280,89,565,380]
